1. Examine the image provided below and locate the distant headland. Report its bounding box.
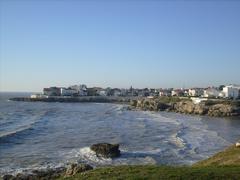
[9,84,240,117]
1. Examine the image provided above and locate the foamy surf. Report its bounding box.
[62,147,157,167]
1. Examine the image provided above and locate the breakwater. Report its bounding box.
[9,96,137,103]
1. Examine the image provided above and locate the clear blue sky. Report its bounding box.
[1,0,240,92]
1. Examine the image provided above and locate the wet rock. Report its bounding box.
[90,143,121,158]
[2,174,14,180]
[65,163,93,177]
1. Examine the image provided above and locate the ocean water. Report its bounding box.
[0,92,240,175]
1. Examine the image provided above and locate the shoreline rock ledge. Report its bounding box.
[90,143,121,158]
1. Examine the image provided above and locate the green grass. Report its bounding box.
[57,145,240,180]
[194,145,240,167]
[58,165,240,180]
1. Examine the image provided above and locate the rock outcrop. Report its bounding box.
[2,164,93,180]
[130,98,240,117]
[208,104,236,117]
[90,143,121,158]
[65,163,93,177]
[2,167,66,180]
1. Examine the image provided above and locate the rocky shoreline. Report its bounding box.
[129,97,240,117]
[1,143,121,180]
[9,96,240,117]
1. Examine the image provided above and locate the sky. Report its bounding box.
[0,0,240,92]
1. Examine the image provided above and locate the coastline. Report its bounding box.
[2,143,240,179]
[129,97,240,117]
[2,97,240,179]
[9,96,240,117]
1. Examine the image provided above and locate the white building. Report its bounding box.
[159,90,171,96]
[113,89,122,96]
[69,84,88,96]
[222,85,240,99]
[203,88,220,98]
[191,97,208,104]
[60,88,78,96]
[188,88,204,97]
[98,90,107,96]
[171,89,184,96]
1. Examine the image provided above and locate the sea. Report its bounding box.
[0,92,240,175]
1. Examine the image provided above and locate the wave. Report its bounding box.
[0,108,58,142]
[63,147,158,167]
[0,162,65,176]
[0,124,35,141]
[64,147,113,166]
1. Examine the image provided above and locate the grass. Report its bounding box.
[57,145,240,180]
[58,165,240,180]
[194,145,240,167]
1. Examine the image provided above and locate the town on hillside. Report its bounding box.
[30,84,240,100]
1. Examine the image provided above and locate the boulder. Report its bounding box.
[65,163,93,177]
[90,143,121,158]
[2,175,14,180]
[236,142,240,148]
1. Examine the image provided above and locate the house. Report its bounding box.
[97,89,108,96]
[43,87,61,96]
[120,89,128,96]
[188,88,204,97]
[87,87,101,96]
[69,84,88,96]
[60,88,78,96]
[203,88,220,98]
[149,89,159,97]
[222,85,240,99]
[137,89,149,97]
[171,89,184,97]
[127,88,139,96]
[113,88,122,97]
[159,89,171,96]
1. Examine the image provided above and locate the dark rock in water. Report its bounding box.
[90,143,121,158]
[2,174,14,180]
[65,163,93,177]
